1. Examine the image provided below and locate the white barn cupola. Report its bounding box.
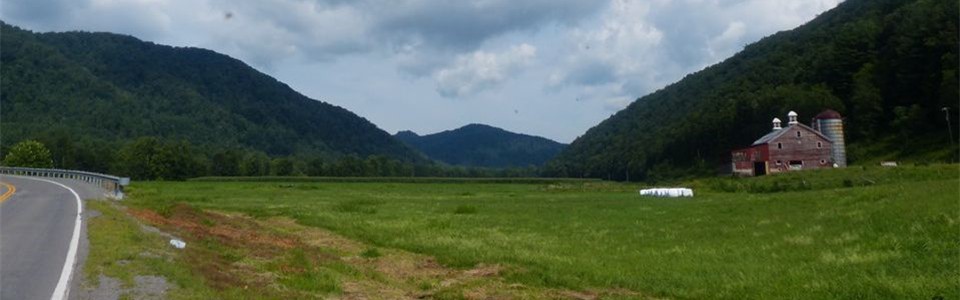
[787,111,798,125]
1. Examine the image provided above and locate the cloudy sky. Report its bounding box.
[3,0,841,143]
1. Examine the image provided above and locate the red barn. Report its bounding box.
[732,110,844,176]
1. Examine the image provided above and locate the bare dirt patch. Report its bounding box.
[262,216,647,299]
[127,205,308,295]
[127,204,648,299]
[129,205,298,255]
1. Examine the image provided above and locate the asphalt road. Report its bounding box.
[1,176,102,300]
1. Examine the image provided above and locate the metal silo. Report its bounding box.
[812,110,846,167]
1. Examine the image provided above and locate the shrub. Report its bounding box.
[3,140,53,168]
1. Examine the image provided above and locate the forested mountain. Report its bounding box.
[547,0,958,181]
[0,22,424,173]
[395,124,566,168]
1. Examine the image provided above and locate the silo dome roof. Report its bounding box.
[814,109,842,119]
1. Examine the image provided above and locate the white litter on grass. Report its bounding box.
[639,188,694,198]
[169,239,186,249]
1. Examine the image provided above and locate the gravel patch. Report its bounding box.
[76,275,122,300]
[132,275,169,299]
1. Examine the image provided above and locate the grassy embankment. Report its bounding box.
[89,164,959,299]
[83,201,219,298]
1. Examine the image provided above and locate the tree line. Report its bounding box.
[1,137,543,180]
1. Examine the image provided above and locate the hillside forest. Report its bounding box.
[546,0,958,181]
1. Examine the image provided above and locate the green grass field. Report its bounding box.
[109,164,958,299]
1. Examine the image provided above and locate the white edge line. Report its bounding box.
[15,176,82,300]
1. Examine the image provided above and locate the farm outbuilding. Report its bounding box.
[731,110,846,176]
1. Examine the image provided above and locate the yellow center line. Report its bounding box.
[0,181,16,204]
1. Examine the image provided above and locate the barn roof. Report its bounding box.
[752,123,833,146]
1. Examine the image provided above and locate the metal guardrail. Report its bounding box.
[0,167,130,199]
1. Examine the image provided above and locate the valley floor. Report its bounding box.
[79,164,959,299]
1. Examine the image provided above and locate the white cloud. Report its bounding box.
[603,96,633,112]
[191,0,372,68]
[548,0,669,100]
[0,0,844,141]
[548,0,842,104]
[368,0,604,50]
[1,0,602,68]
[434,44,537,98]
[708,21,746,58]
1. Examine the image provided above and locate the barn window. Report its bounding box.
[820,159,826,164]
[777,143,782,149]
[776,160,782,165]
[817,142,822,148]
[796,131,801,138]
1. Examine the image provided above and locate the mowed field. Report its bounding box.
[87,165,959,299]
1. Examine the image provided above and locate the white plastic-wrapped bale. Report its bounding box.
[639,188,694,197]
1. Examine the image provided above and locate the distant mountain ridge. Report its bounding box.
[395,124,566,168]
[0,22,424,165]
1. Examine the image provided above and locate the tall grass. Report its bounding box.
[190,176,600,184]
[127,164,959,299]
[690,163,957,193]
